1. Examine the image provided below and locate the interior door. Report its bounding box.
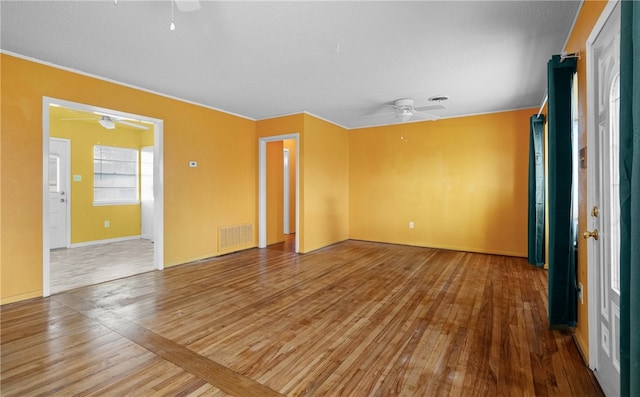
[49,138,70,249]
[140,146,154,241]
[586,3,621,396]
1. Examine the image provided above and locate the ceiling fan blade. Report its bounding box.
[174,0,201,12]
[116,120,150,130]
[362,111,396,118]
[413,104,445,112]
[411,111,440,121]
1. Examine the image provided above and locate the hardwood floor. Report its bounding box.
[1,240,603,396]
[50,238,155,294]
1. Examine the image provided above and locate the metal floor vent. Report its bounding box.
[219,223,254,254]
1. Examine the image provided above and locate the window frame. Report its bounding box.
[93,144,140,206]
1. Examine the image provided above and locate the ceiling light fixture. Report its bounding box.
[397,109,412,123]
[99,116,116,129]
[170,0,176,31]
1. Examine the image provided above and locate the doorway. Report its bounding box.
[258,133,300,253]
[586,2,621,396]
[283,148,291,236]
[42,97,164,296]
[48,138,71,249]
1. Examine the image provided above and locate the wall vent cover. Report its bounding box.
[219,223,254,254]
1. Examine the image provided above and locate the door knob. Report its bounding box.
[60,198,65,203]
[583,229,599,240]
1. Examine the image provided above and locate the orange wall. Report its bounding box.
[349,109,532,256]
[1,54,257,304]
[302,115,349,252]
[563,0,608,362]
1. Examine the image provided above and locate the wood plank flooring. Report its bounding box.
[1,240,603,396]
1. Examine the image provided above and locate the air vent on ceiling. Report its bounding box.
[429,95,449,102]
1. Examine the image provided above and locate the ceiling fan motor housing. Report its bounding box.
[394,98,414,110]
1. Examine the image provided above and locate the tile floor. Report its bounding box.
[50,238,155,294]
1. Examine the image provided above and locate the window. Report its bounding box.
[94,145,139,205]
[49,156,60,193]
[609,73,621,294]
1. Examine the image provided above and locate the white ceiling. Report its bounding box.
[1,1,581,129]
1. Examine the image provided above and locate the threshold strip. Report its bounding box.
[53,293,284,397]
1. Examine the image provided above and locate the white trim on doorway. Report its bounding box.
[585,0,619,371]
[258,134,300,252]
[42,97,165,297]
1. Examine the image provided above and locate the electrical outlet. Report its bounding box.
[409,221,414,229]
[577,282,583,304]
[104,220,110,228]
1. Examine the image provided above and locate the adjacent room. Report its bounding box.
[1,1,638,396]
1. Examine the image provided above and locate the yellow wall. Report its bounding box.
[350,109,532,256]
[302,115,349,252]
[266,141,284,245]
[563,0,609,362]
[50,112,146,243]
[1,54,257,304]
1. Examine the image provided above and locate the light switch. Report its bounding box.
[73,175,82,182]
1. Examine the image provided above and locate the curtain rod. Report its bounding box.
[560,51,580,63]
[537,93,548,118]
[536,51,579,118]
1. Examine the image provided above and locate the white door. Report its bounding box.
[141,146,154,241]
[49,138,70,249]
[586,3,621,396]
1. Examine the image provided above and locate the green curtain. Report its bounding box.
[547,55,577,328]
[528,114,545,266]
[619,1,639,395]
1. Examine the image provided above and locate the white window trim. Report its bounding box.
[93,144,140,205]
[92,200,141,206]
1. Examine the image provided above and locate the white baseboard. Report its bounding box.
[70,235,142,248]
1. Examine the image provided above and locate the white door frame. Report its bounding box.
[258,134,299,252]
[42,97,165,297]
[49,137,71,249]
[585,0,619,371]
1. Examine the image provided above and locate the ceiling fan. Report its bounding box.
[62,114,150,130]
[363,98,445,123]
[174,0,201,12]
